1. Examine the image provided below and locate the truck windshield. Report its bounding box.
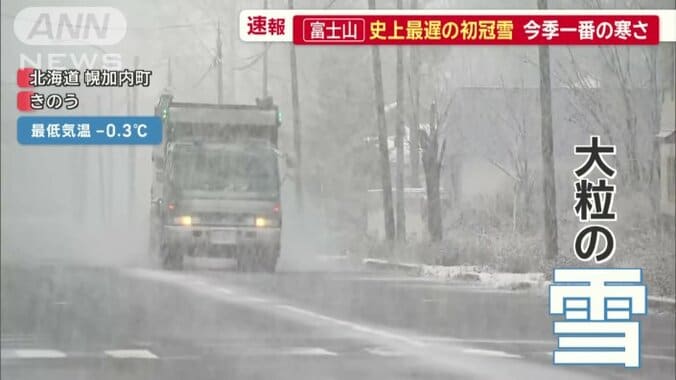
[171,145,278,199]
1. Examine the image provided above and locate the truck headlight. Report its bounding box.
[254,216,279,228]
[174,215,197,226]
[254,216,268,227]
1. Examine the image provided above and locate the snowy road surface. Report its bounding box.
[1,259,674,380]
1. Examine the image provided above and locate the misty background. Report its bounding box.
[1,0,674,293]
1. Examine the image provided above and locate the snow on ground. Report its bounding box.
[363,258,546,291]
[363,258,676,309]
[419,264,547,291]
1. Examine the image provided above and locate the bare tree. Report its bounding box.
[369,0,395,241]
[643,42,674,215]
[602,45,641,184]
[559,48,620,156]
[394,0,406,241]
[289,0,304,210]
[407,0,421,188]
[561,0,670,189]
[128,56,139,222]
[485,84,536,232]
[421,102,446,241]
[538,0,559,261]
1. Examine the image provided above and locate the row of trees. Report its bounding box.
[161,0,673,261]
[363,0,673,262]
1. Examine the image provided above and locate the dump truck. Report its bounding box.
[149,94,282,271]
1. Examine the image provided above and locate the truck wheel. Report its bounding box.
[261,246,279,273]
[262,253,278,273]
[148,223,161,264]
[235,247,253,272]
[161,244,184,270]
[256,247,278,273]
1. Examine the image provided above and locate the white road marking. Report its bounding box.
[104,349,158,359]
[421,336,554,345]
[277,305,425,347]
[216,288,234,295]
[236,296,266,303]
[365,347,406,357]
[282,347,338,356]
[462,348,522,359]
[125,268,188,283]
[125,268,424,348]
[1,349,67,359]
[643,354,676,362]
[121,268,609,379]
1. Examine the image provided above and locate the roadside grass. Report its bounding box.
[359,187,675,298]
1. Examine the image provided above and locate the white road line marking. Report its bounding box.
[127,268,425,348]
[216,288,234,295]
[104,349,158,359]
[236,296,266,303]
[283,347,338,356]
[277,305,425,347]
[420,336,554,345]
[462,348,522,359]
[365,347,406,357]
[125,268,190,283]
[1,349,67,359]
[643,354,676,362]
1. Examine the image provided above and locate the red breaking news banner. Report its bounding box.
[292,15,659,45]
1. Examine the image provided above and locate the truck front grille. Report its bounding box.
[195,213,252,226]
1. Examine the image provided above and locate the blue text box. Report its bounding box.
[17,116,163,145]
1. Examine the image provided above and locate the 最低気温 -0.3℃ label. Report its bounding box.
[17,116,162,145]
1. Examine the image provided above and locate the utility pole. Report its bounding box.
[167,56,172,88]
[422,101,444,241]
[262,0,269,97]
[217,21,223,104]
[289,0,303,210]
[128,56,139,222]
[369,0,395,241]
[537,0,559,261]
[409,0,421,188]
[395,0,406,240]
[97,95,107,225]
[229,10,237,103]
[75,141,87,224]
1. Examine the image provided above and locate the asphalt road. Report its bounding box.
[1,257,674,380]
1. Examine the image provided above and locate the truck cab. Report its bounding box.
[150,95,282,271]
